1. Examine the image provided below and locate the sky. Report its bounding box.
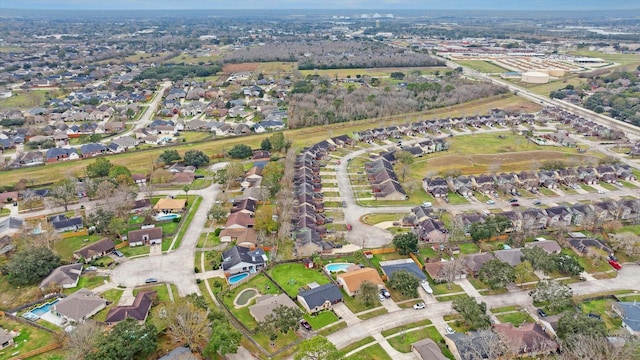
[1,0,638,11]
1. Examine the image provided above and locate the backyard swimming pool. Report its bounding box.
[324,263,355,273]
[228,272,249,285]
[155,213,181,221]
[23,299,59,319]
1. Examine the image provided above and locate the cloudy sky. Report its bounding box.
[1,0,638,11]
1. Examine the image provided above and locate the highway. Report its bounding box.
[439,56,640,141]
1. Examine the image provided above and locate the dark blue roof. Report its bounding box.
[298,283,342,309]
[380,262,427,281]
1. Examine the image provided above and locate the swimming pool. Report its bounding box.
[156,213,181,221]
[228,272,249,285]
[325,263,355,273]
[24,299,59,319]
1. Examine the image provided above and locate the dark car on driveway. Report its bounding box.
[300,319,312,331]
[537,309,547,317]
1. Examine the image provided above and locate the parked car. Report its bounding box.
[413,302,425,310]
[300,319,312,331]
[608,254,619,262]
[509,198,518,203]
[113,250,124,257]
[145,278,158,284]
[380,288,391,298]
[533,200,541,205]
[84,266,97,272]
[486,200,495,205]
[341,201,347,208]
[378,293,386,302]
[608,259,622,270]
[421,280,433,294]
[445,325,455,334]
[598,190,606,194]
[537,309,547,318]
[511,203,520,207]
[346,224,352,231]
[336,160,341,165]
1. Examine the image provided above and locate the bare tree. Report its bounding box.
[561,333,640,360]
[441,257,465,290]
[610,232,640,258]
[50,177,78,211]
[165,300,210,354]
[457,329,506,360]
[65,321,103,360]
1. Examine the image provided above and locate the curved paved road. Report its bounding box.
[328,264,640,350]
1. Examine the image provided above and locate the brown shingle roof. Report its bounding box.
[104,291,156,323]
[73,238,115,259]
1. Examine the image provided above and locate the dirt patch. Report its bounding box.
[222,63,259,72]
[425,151,598,176]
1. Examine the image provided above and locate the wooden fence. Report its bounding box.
[10,342,61,360]
[62,229,88,239]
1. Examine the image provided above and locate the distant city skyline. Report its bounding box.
[1,0,639,11]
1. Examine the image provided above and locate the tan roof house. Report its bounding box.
[73,239,115,262]
[52,288,107,324]
[249,294,299,322]
[153,198,186,212]
[336,268,384,297]
[492,322,558,356]
[412,338,448,360]
[128,227,163,247]
[219,228,257,248]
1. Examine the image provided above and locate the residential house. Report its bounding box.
[522,208,548,230]
[568,238,612,256]
[222,246,267,276]
[423,260,466,283]
[448,176,474,197]
[596,164,617,183]
[524,240,562,255]
[556,168,578,186]
[45,147,79,162]
[576,166,599,185]
[73,238,115,262]
[111,136,138,150]
[412,339,448,360]
[538,170,558,189]
[492,322,559,356]
[498,211,521,233]
[131,199,151,213]
[39,263,83,290]
[493,248,524,267]
[158,346,197,360]
[52,288,107,324]
[128,227,162,247]
[569,203,593,226]
[592,200,620,222]
[219,228,258,248]
[612,302,640,335]
[295,228,333,257]
[415,218,449,243]
[225,211,255,229]
[459,213,486,235]
[495,173,518,195]
[105,291,156,324]
[423,177,449,198]
[463,252,496,277]
[8,150,44,168]
[80,143,107,157]
[153,198,186,213]
[516,171,538,192]
[249,294,300,322]
[49,214,83,233]
[445,331,502,360]
[0,328,16,350]
[132,174,147,184]
[231,197,258,215]
[472,174,496,194]
[297,283,343,314]
[336,268,384,297]
[379,259,427,281]
[545,206,573,228]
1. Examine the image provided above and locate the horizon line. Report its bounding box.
[2,7,640,11]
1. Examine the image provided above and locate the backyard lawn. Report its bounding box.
[53,234,104,260]
[388,326,454,359]
[0,317,58,360]
[269,263,331,297]
[579,298,623,331]
[221,274,280,330]
[93,288,124,322]
[62,274,108,295]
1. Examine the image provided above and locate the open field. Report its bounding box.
[568,51,640,66]
[348,343,393,360]
[269,263,331,297]
[524,75,587,96]
[299,66,450,78]
[0,94,538,188]
[0,316,58,360]
[165,53,221,65]
[222,62,260,72]
[0,89,50,109]
[455,60,509,74]
[256,62,297,73]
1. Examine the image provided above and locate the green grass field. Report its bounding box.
[495,311,534,326]
[269,263,331,297]
[53,234,104,261]
[0,316,58,360]
[455,60,509,74]
[348,343,393,360]
[0,89,50,109]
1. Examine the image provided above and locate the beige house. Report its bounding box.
[336,268,384,297]
[153,198,186,212]
[52,289,107,324]
[249,294,299,322]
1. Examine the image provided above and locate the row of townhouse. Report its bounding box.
[365,155,407,201]
[540,107,627,140]
[423,163,635,197]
